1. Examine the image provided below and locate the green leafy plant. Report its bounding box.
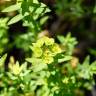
[0,35,96,96]
[0,0,96,96]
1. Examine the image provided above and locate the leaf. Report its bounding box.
[33,0,39,3]
[0,54,7,68]
[21,0,29,15]
[58,56,72,63]
[90,61,96,74]
[57,35,65,44]
[40,16,48,25]
[2,3,21,12]
[8,14,23,25]
[83,56,90,66]
[33,63,47,72]
[93,5,96,13]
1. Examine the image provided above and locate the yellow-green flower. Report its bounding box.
[43,49,52,57]
[44,37,54,46]
[42,55,54,64]
[38,36,54,46]
[42,49,54,64]
[31,36,62,64]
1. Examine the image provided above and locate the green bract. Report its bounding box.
[32,46,43,57]
[9,61,24,75]
[51,43,62,55]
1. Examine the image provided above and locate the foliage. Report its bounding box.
[2,0,50,31]
[56,0,96,20]
[55,0,96,43]
[0,18,9,54]
[0,36,96,96]
[0,0,50,54]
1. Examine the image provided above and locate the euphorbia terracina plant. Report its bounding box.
[0,0,96,96]
[0,35,96,96]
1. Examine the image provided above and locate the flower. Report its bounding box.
[42,55,54,64]
[44,37,54,46]
[51,43,62,55]
[43,49,52,57]
[31,36,62,64]
[42,49,54,64]
[35,36,54,47]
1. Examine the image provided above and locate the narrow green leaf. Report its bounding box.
[2,3,21,12]
[58,56,72,63]
[40,16,48,25]
[93,5,96,13]
[83,56,90,66]
[8,14,23,25]
[57,35,65,44]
